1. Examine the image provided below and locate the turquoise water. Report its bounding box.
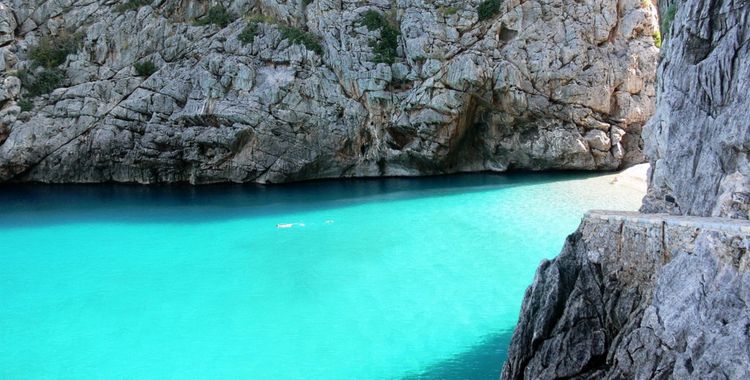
[0,173,642,379]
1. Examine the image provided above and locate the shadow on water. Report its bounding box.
[401,330,513,380]
[0,171,606,228]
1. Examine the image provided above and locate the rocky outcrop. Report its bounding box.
[503,211,750,379]
[0,0,658,184]
[504,0,750,378]
[642,0,750,218]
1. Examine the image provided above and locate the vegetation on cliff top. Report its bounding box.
[477,0,502,21]
[28,33,80,69]
[21,33,81,97]
[194,5,235,27]
[280,26,324,55]
[359,10,400,64]
[134,60,158,77]
[18,68,65,96]
[17,99,33,112]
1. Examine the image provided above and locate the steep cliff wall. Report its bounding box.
[503,0,750,377]
[0,0,658,183]
[503,211,750,379]
[642,0,750,218]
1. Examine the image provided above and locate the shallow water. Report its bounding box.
[0,173,643,379]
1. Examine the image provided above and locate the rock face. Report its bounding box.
[503,211,750,379]
[0,0,658,184]
[503,0,750,378]
[642,0,750,218]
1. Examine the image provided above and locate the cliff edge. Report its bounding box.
[503,0,750,378]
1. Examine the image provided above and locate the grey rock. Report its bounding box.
[0,0,658,184]
[585,129,611,151]
[505,0,750,377]
[503,211,750,379]
[642,0,750,218]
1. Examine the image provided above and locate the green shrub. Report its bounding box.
[19,68,65,96]
[303,0,314,5]
[134,60,158,77]
[358,10,400,64]
[369,24,399,64]
[280,26,323,55]
[28,33,80,68]
[18,99,33,112]
[194,5,235,27]
[653,29,662,48]
[477,0,502,21]
[115,0,152,13]
[660,4,677,36]
[439,6,459,16]
[360,10,387,31]
[239,22,259,45]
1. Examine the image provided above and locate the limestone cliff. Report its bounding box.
[503,0,750,378]
[503,212,750,379]
[0,0,658,183]
[642,0,750,218]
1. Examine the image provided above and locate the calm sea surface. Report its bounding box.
[0,173,642,379]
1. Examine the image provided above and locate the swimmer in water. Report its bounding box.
[276,223,293,229]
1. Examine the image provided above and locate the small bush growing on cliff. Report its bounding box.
[194,5,235,27]
[28,33,81,68]
[134,60,158,77]
[653,29,662,48]
[477,0,502,21]
[239,22,259,45]
[18,68,65,96]
[360,10,386,31]
[115,0,152,13]
[18,99,33,112]
[661,4,677,36]
[280,26,323,55]
[358,10,400,64]
[439,6,459,16]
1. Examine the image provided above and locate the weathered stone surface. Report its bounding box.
[642,0,750,218]
[0,0,658,183]
[504,0,750,377]
[503,211,750,379]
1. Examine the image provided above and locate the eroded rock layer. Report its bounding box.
[0,0,658,183]
[642,0,750,218]
[503,211,750,379]
[504,0,750,377]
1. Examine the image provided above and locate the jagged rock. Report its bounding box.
[0,0,658,183]
[642,0,750,218]
[505,0,750,377]
[502,211,750,379]
[585,129,611,151]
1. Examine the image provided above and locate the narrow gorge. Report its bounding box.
[4,0,749,378]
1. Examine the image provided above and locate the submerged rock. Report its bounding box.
[0,0,658,184]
